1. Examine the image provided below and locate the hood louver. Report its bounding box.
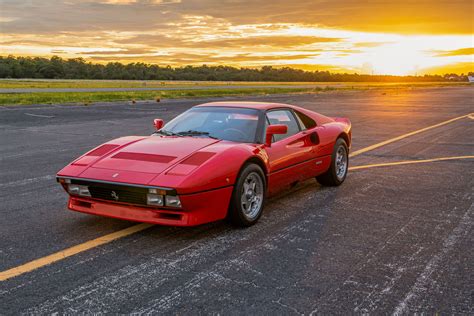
[112,152,176,164]
[86,144,120,156]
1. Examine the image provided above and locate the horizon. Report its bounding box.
[2,55,473,78]
[1,0,473,76]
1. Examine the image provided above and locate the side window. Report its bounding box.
[295,110,317,130]
[266,110,300,142]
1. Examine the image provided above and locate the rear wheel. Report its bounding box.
[316,138,348,186]
[228,163,266,227]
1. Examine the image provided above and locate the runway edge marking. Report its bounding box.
[349,156,474,171]
[0,113,471,282]
[349,113,473,158]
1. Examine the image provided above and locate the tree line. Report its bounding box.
[0,55,470,82]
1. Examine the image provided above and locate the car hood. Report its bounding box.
[76,136,220,183]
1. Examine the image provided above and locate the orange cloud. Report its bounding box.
[435,47,474,57]
[421,62,474,75]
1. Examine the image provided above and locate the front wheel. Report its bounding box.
[228,163,266,227]
[316,138,349,186]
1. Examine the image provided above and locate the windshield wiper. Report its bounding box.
[154,130,180,136]
[177,130,219,139]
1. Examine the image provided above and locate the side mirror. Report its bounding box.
[310,131,320,145]
[153,119,164,130]
[265,124,288,147]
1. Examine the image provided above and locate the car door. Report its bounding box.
[264,109,316,195]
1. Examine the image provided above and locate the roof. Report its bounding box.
[195,101,296,110]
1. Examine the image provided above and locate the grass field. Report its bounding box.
[0,80,469,106]
[0,87,319,106]
[0,79,468,89]
[0,79,323,89]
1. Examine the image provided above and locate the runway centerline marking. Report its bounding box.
[349,155,474,171]
[24,113,55,118]
[0,175,55,188]
[349,113,472,158]
[0,223,153,282]
[0,113,471,282]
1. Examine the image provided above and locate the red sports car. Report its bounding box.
[57,102,351,227]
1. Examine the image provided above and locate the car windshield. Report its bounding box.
[159,107,260,143]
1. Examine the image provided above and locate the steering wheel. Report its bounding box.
[222,128,247,140]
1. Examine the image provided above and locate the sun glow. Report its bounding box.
[283,26,473,75]
[343,35,473,75]
[360,43,428,75]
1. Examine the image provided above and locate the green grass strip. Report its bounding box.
[0,88,318,106]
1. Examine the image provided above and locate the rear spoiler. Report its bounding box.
[332,117,351,126]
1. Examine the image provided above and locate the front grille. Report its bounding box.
[70,179,150,206]
[88,186,147,205]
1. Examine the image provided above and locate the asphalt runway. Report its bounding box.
[0,87,473,314]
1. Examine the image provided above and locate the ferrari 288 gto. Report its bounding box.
[57,102,351,227]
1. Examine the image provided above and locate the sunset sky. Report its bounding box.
[1,0,473,75]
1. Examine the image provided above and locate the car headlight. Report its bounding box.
[68,184,91,197]
[147,193,164,206]
[165,195,181,208]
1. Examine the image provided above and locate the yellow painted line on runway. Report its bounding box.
[349,113,473,158]
[349,155,474,171]
[0,223,153,282]
[1,113,472,282]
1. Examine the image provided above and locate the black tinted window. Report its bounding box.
[295,110,316,129]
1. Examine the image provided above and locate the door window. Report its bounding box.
[266,110,300,142]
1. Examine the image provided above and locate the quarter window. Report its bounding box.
[295,110,317,130]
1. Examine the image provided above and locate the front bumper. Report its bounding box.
[67,185,233,226]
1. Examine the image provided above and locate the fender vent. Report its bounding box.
[180,152,215,166]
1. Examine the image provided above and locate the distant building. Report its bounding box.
[468,75,474,83]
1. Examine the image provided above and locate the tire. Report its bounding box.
[316,138,349,186]
[228,163,266,227]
